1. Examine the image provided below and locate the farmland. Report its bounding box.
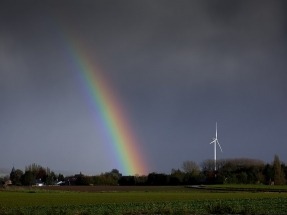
[0,185,287,214]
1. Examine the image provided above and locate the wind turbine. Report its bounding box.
[210,122,223,171]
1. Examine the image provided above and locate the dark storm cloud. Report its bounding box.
[0,0,286,174]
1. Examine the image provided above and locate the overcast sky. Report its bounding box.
[1,0,286,175]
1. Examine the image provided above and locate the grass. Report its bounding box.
[0,186,286,214]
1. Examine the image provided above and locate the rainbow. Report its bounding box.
[66,41,148,176]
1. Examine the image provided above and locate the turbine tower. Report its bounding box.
[210,122,223,171]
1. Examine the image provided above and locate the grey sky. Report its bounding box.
[1,0,286,175]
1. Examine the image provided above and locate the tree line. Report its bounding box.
[7,163,65,186]
[3,154,287,187]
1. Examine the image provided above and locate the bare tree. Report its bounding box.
[201,159,215,172]
[273,154,286,185]
[182,160,200,174]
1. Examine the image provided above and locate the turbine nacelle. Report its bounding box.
[210,139,223,152]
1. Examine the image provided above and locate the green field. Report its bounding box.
[0,186,287,214]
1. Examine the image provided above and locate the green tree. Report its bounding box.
[46,171,57,185]
[283,163,287,183]
[75,173,92,185]
[9,167,15,183]
[118,176,136,185]
[263,164,274,184]
[110,169,122,181]
[147,172,169,185]
[10,167,23,186]
[21,170,35,186]
[134,175,147,185]
[25,163,47,181]
[58,174,65,181]
[273,154,286,185]
[170,169,184,185]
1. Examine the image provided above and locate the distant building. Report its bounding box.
[35,179,44,187]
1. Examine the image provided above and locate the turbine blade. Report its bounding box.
[217,140,223,152]
[210,140,215,144]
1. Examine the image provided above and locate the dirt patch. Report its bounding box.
[37,185,183,192]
